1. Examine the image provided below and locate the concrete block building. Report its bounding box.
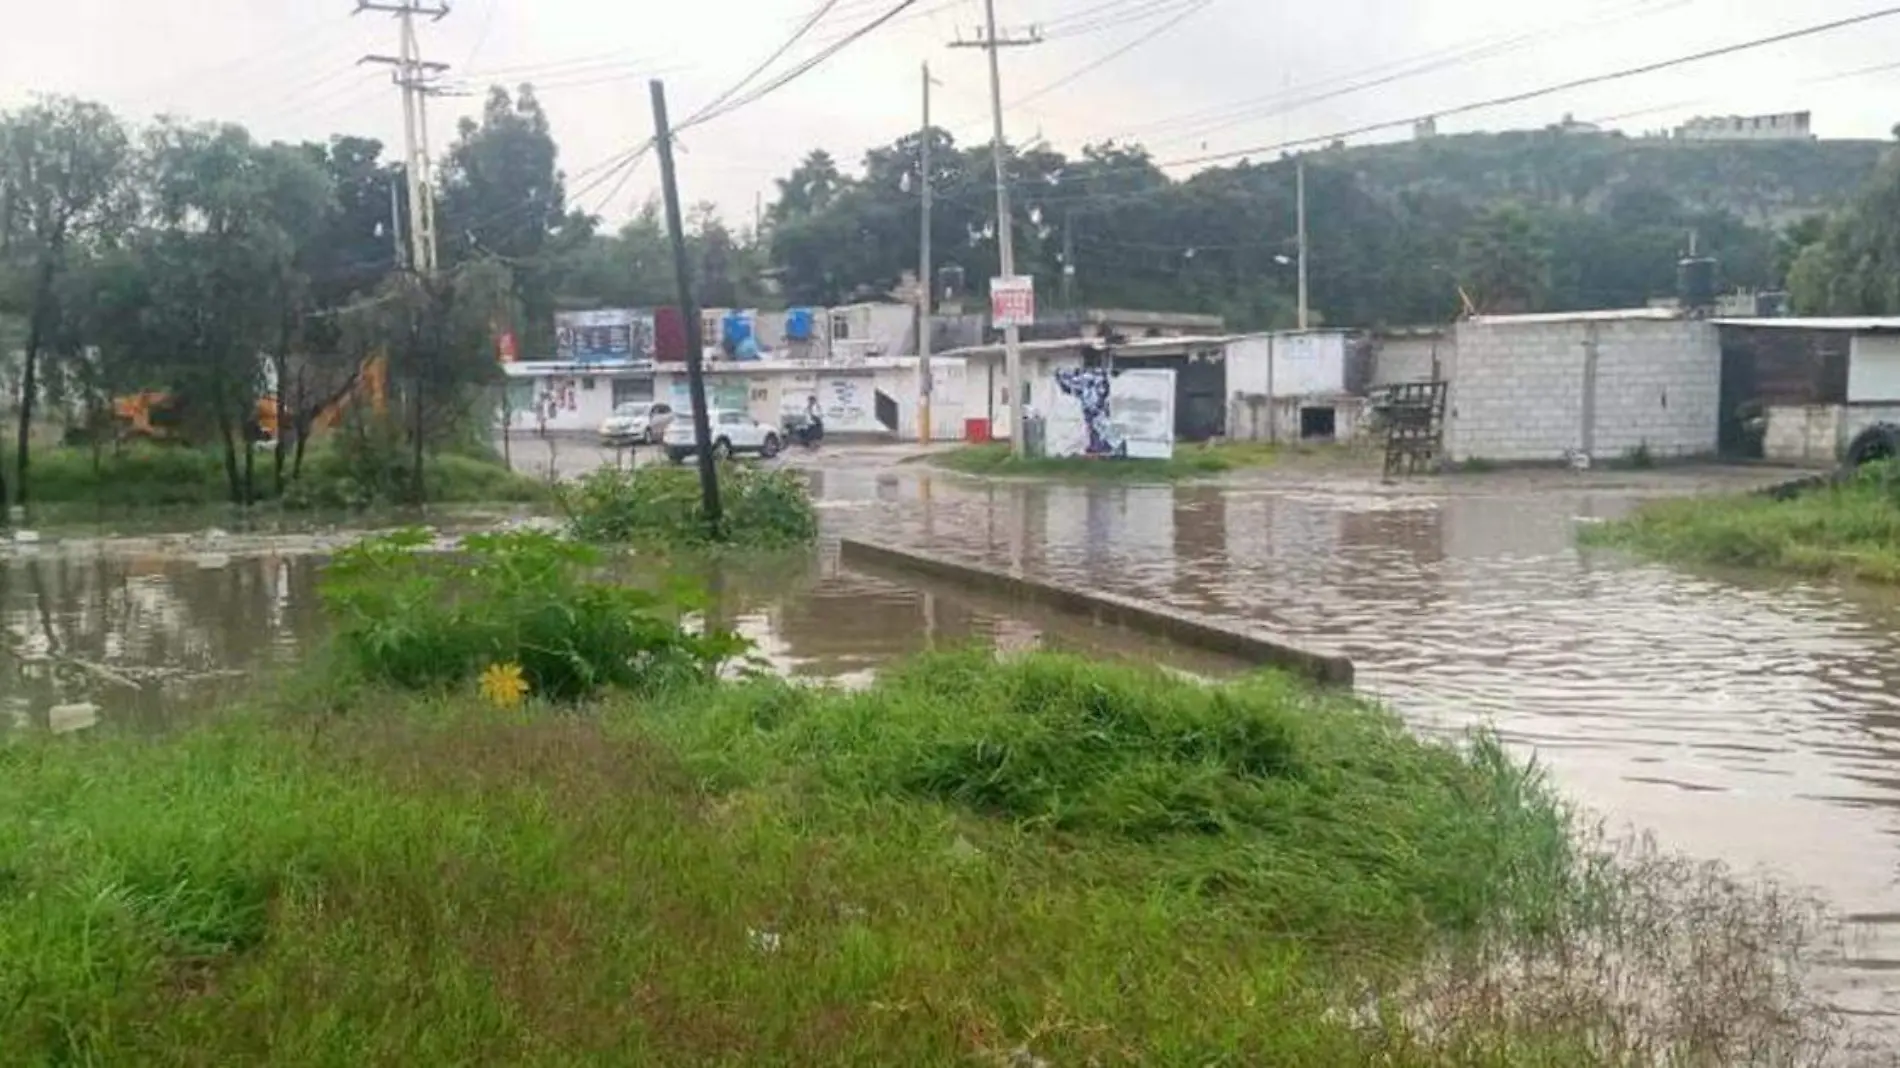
[1716,318,1900,463]
[1446,310,1720,463]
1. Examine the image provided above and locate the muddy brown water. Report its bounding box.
[7,455,1900,1033]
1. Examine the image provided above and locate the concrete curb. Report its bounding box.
[838,538,1355,689]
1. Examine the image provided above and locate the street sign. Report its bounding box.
[990,275,1036,329]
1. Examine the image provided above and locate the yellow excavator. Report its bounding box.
[113,354,388,444]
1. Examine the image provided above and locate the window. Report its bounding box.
[720,411,746,425]
[830,313,851,340]
[651,403,671,416]
[611,377,653,407]
[581,377,596,391]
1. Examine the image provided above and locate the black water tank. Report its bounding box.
[1678,257,1717,310]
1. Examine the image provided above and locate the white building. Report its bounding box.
[1716,318,1900,464]
[1674,111,1813,142]
[1445,309,1721,463]
[1224,330,1370,444]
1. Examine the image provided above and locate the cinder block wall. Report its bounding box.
[1448,318,1719,462]
[1592,320,1720,459]
[1447,321,1586,462]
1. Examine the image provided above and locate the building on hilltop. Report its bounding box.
[1674,112,1813,142]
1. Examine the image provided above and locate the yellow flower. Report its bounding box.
[478,661,529,708]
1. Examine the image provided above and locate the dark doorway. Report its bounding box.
[1300,406,1337,441]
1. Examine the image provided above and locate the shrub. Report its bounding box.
[318,528,747,700]
[652,649,1581,941]
[562,464,818,549]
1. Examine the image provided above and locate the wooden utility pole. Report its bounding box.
[951,7,1041,456]
[1296,155,1309,330]
[917,61,937,443]
[357,0,449,275]
[651,79,723,535]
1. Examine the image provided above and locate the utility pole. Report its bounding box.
[357,0,449,275]
[651,79,724,537]
[388,174,406,269]
[951,5,1041,456]
[917,61,937,443]
[1062,209,1076,309]
[1296,155,1309,330]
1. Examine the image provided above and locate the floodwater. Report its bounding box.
[8,450,1900,1031]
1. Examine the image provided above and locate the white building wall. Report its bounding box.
[1590,320,1721,459]
[1764,405,1843,464]
[1848,335,1900,402]
[1372,335,1448,386]
[1225,335,1272,396]
[1447,318,1718,463]
[1447,321,1586,462]
[1841,404,1900,450]
[1269,331,1348,396]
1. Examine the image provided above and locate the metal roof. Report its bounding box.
[1465,308,1685,325]
[1713,317,1900,332]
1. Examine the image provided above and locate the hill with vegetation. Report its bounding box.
[1335,129,1887,227]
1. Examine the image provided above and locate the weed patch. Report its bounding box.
[0,651,1843,1064]
[561,464,818,549]
[1585,462,1900,583]
[931,443,1233,481]
[319,527,745,699]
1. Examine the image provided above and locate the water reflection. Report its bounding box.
[818,468,1900,1020]
[12,463,1900,1021]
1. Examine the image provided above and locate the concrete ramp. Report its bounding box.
[838,539,1355,689]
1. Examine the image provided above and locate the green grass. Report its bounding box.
[1584,465,1900,583]
[932,443,1235,481]
[16,442,545,510]
[561,464,819,549]
[0,650,1835,1065]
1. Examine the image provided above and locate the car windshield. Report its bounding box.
[612,403,650,417]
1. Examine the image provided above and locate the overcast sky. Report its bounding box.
[4,0,1899,226]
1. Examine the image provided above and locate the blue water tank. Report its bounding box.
[722,310,753,350]
[785,306,815,342]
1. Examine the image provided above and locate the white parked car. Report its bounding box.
[598,401,674,446]
[664,408,782,462]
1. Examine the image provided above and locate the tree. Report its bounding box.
[439,85,569,356]
[1456,203,1553,314]
[0,96,130,509]
[1789,155,1900,315]
[138,121,332,504]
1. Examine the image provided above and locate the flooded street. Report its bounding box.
[8,447,1900,1030]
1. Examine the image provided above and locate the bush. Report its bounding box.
[318,528,747,700]
[562,464,818,549]
[652,649,1581,941]
[1585,462,1900,582]
[932,443,1233,481]
[25,444,229,506]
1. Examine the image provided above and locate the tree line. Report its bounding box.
[7,86,1897,518]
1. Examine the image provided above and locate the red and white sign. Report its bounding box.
[989,275,1036,329]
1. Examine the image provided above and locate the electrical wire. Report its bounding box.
[1009,0,1213,109]
[680,0,927,131]
[682,0,847,127]
[1159,4,1900,170]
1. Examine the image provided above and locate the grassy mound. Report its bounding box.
[20,442,543,510]
[1584,464,1900,583]
[0,651,1835,1064]
[931,442,1234,481]
[561,464,818,549]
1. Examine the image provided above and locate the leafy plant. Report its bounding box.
[318,527,746,700]
[561,464,818,549]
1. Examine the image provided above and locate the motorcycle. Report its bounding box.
[782,411,825,450]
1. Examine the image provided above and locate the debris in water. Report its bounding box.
[48,702,99,734]
[746,927,782,954]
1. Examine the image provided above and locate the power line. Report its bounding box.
[1159,4,1900,170]
[683,0,928,131]
[1132,0,1693,149]
[1009,0,1212,108]
[684,0,846,126]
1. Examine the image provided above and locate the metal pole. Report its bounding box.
[1296,156,1309,331]
[982,0,1025,457]
[650,79,723,535]
[918,61,934,444]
